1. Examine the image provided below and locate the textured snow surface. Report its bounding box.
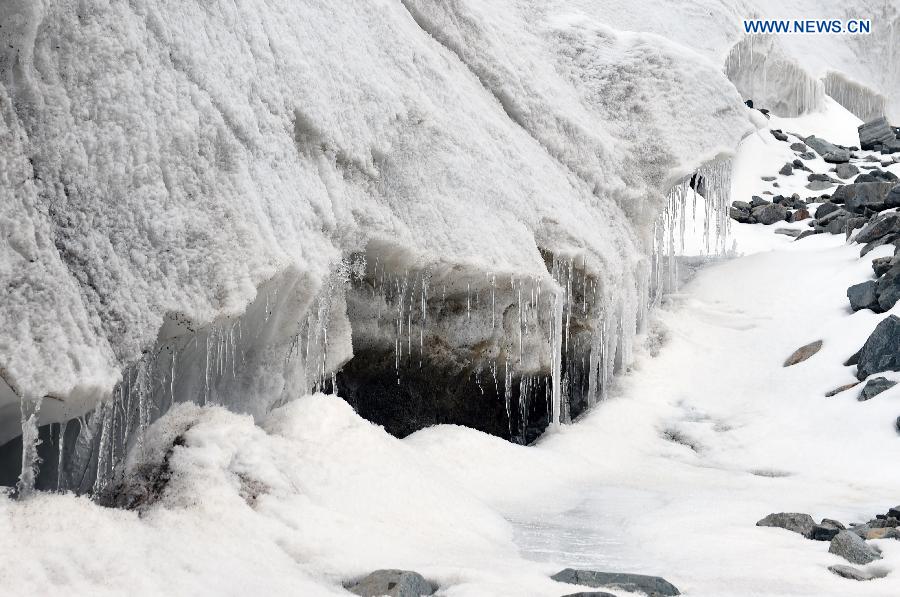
[0,0,760,432]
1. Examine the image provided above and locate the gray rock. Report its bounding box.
[857,315,900,380]
[732,200,751,211]
[859,117,896,150]
[884,138,900,154]
[798,151,816,160]
[876,263,900,311]
[778,163,793,176]
[789,209,811,222]
[856,213,900,245]
[775,228,801,238]
[551,569,680,597]
[756,512,816,537]
[814,202,841,219]
[859,377,897,401]
[836,163,860,179]
[829,530,882,565]
[808,173,839,183]
[860,233,900,257]
[761,176,776,182]
[817,208,851,227]
[560,593,617,597]
[346,570,436,597]
[750,196,770,208]
[811,519,846,541]
[888,505,900,518]
[856,170,899,183]
[872,256,898,277]
[729,207,751,223]
[832,182,896,213]
[770,130,789,142]
[828,564,883,581]
[887,184,900,207]
[825,382,859,397]
[751,203,788,225]
[790,142,807,152]
[848,281,879,312]
[795,230,820,241]
[807,180,835,191]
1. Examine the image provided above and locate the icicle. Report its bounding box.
[16,396,43,498]
[549,292,563,429]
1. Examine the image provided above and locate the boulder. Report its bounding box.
[828,530,882,565]
[859,377,897,401]
[856,315,900,380]
[751,203,788,225]
[875,263,900,311]
[848,281,879,312]
[729,207,751,223]
[346,570,436,597]
[790,142,807,152]
[778,163,793,176]
[814,202,841,219]
[856,170,899,183]
[860,233,900,257]
[863,527,900,540]
[811,519,846,541]
[551,569,680,597]
[832,182,896,213]
[750,196,770,208]
[798,151,816,160]
[733,200,751,211]
[805,136,850,163]
[884,138,900,154]
[859,117,896,150]
[789,209,810,222]
[872,256,898,277]
[770,129,789,142]
[756,512,816,537]
[855,213,900,245]
[836,163,859,179]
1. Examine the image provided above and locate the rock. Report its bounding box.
[864,527,900,540]
[346,570,436,597]
[896,416,900,434]
[856,315,900,380]
[859,377,897,401]
[811,519,846,541]
[789,209,810,222]
[795,230,820,241]
[821,211,852,234]
[829,530,882,565]
[825,382,859,397]
[860,233,900,257]
[778,163,793,176]
[808,173,839,183]
[859,117,896,150]
[774,228,801,237]
[732,200,751,211]
[817,208,851,228]
[750,196,770,208]
[756,512,816,537]
[751,203,788,225]
[560,593,617,597]
[887,184,900,207]
[856,170,899,183]
[836,163,860,179]
[729,207,751,223]
[828,564,881,581]
[790,142,807,152]
[814,202,841,219]
[761,176,776,182]
[770,130,789,142]
[872,256,898,277]
[848,281,879,312]
[846,217,868,238]
[798,151,816,160]
[888,505,900,519]
[832,182,896,213]
[876,263,900,311]
[856,213,900,245]
[884,138,900,154]
[824,150,851,164]
[551,569,680,597]
[806,180,835,191]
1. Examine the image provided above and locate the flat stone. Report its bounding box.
[856,315,900,380]
[825,382,859,397]
[836,163,860,179]
[858,377,897,401]
[798,151,816,160]
[790,142,807,152]
[828,564,883,581]
[770,130,789,142]
[833,182,896,214]
[848,281,879,312]
[829,531,882,565]
[757,512,816,537]
[346,570,436,597]
[750,196,770,208]
[807,180,835,191]
[560,593,617,597]
[775,228,801,238]
[859,117,896,150]
[551,569,680,596]
[783,341,823,366]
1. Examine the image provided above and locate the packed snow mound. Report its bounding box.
[0,0,753,433]
[0,394,524,595]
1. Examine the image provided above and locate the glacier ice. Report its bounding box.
[0,0,894,491]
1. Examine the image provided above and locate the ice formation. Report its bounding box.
[0,0,894,491]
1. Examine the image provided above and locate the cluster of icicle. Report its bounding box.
[823,73,886,122]
[15,161,733,497]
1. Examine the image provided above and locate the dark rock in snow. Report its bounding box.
[888,505,900,519]
[795,230,820,241]
[808,173,839,183]
[770,129,789,142]
[856,213,900,245]
[775,228,801,238]
[816,208,850,227]
[729,207,751,223]
[845,217,868,238]
[860,233,900,257]
[856,315,900,380]
[836,163,860,179]
[761,176,776,182]
[346,570,436,597]
[792,159,811,172]
[848,281,879,312]
[798,151,816,160]
[732,200,751,211]
[750,196,769,208]
[876,263,900,311]
[883,138,900,154]
[859,377,897,401]
[859,117,896,150]
[551,569,680,597]
[806,180,835,192]
[804,135,851,163]
[790,142,807,152]
[756,512,816,537]
[560,593,617,597]
[814,202,840,219]
[811,519,846,541]
[783,340,823,366]
[778,163,793,176]
[832,182,896,213]
[856,170,899,183]
[872,256,898,277]
[751,203,788,225]
[829,530,882,565]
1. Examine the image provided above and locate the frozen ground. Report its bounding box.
[2,104,900,596]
